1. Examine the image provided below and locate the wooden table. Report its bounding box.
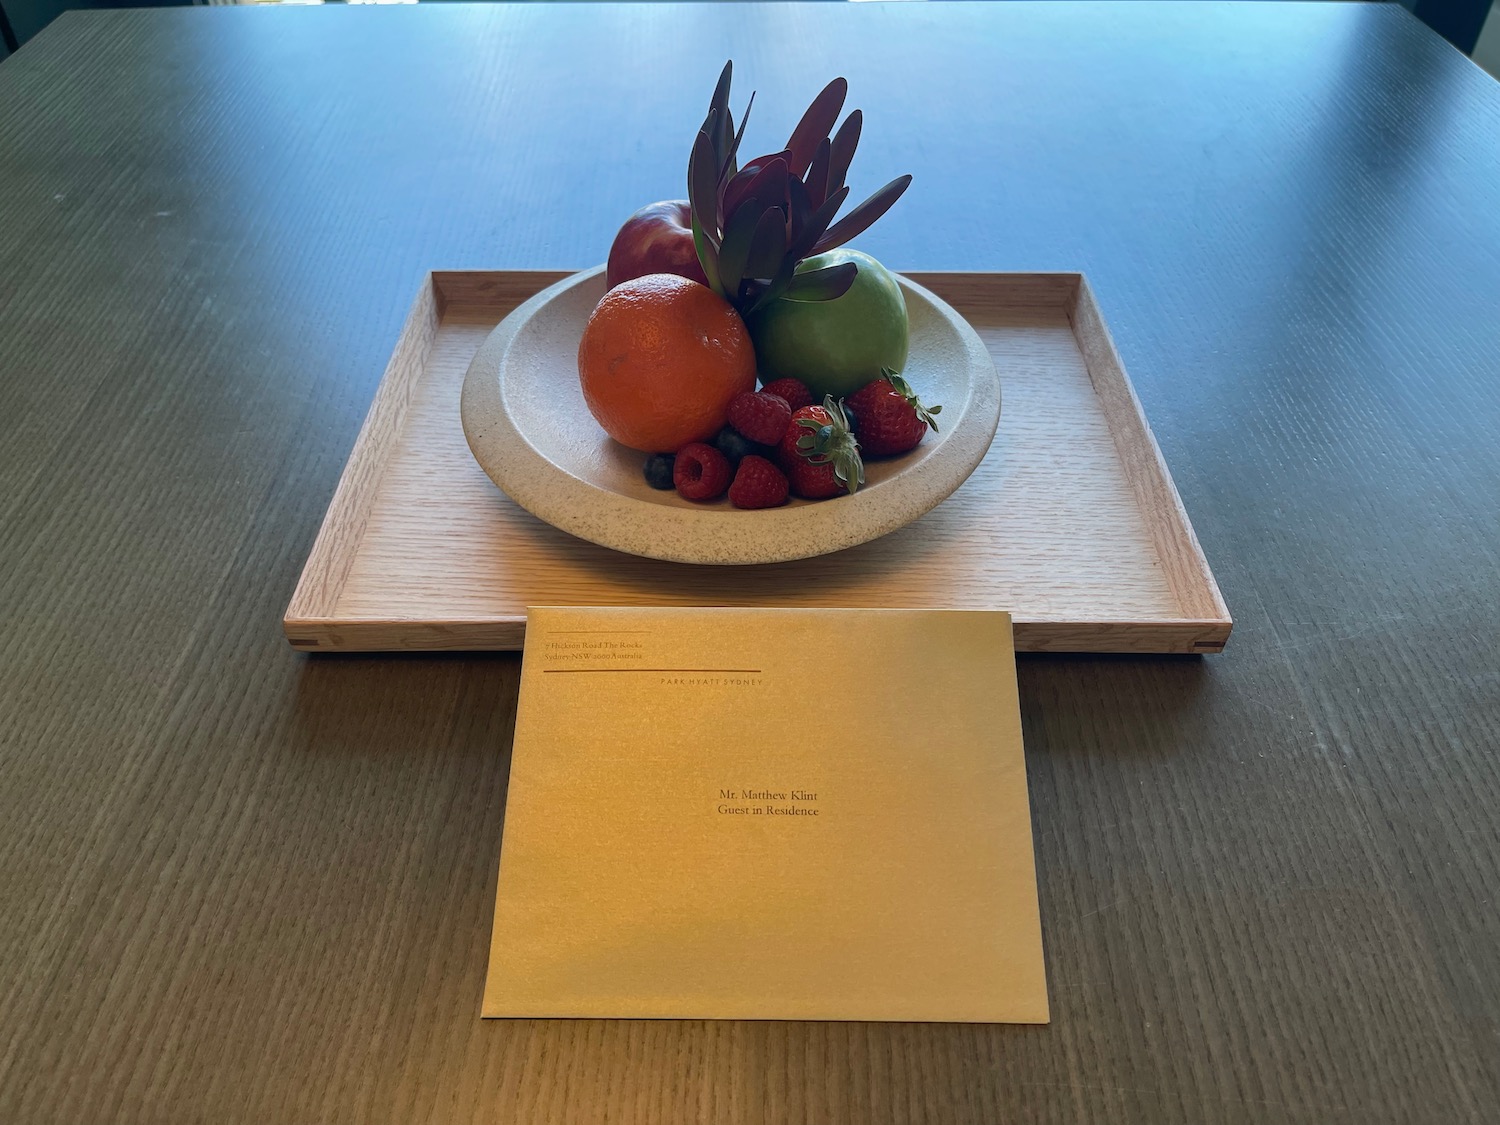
[2,4,1498,1122]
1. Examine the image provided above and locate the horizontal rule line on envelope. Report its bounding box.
[540,668,762,674]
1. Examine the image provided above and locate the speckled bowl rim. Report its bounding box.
[460,266,1000,565]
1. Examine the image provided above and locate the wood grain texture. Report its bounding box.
[3,4,1500,1123]
[284,270,1230,654]
[1069,276,1231,626]
[284,273,441,628]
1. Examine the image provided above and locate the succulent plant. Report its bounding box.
[687,61,912,317]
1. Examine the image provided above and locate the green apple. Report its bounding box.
[748,248,908,399]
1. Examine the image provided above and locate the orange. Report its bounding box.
[577,273,757,453]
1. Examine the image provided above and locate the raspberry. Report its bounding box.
[672,442,731,501]
[728,455,790,509]
[727,391,793,445]
[759,378,815,412]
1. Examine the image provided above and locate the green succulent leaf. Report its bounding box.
[719,107,736,182]
[724,90,755,181]
[708,61,733,157]
[691,210,725,298]
[715,112,734,178]
[716,198,766,297]
[689,129,722,246]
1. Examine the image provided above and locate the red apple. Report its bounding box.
[605,200,710,290]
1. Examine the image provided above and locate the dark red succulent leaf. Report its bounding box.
[782,261,857,303]
[785,176,815,254]
[744,208,788,280]
[722,153,789,224]
[718,165,752,227]
[746,252,799,315]
[792,184,849,260]
[688,62,909,313]
[785,77,847,176]
[812,174,912,256]
[827,110,862,199]
[743,181,848,315]
[805,138,832,208]
[717,197,767,296]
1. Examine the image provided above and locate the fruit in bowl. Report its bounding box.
[779,396,864,500]
[748,248,909,399]
[605,200,709,290]
[583,61,941,510]
[577,273,756,453]
[846,370,940,456]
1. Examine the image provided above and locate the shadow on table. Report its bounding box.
[285,648,521,763]
[1017,649,1217,762]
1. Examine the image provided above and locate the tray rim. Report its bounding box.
[284,269,1231,655]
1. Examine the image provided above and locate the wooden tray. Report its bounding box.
[284,271,1231,654]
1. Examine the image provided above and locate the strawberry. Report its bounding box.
[727,390,793,445]
[728,455,789,509]
[673,442,731,501]
[845,369,941,456]
[776,396,865,500]
[759,377,815,412]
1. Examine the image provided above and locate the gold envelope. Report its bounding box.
[483,606,1048,1023]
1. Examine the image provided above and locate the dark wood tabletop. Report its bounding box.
[3,3,1499,1122]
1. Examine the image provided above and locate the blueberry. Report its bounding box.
[714,426,764,466]
[643,453,676,490]
[843,405,858,432]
